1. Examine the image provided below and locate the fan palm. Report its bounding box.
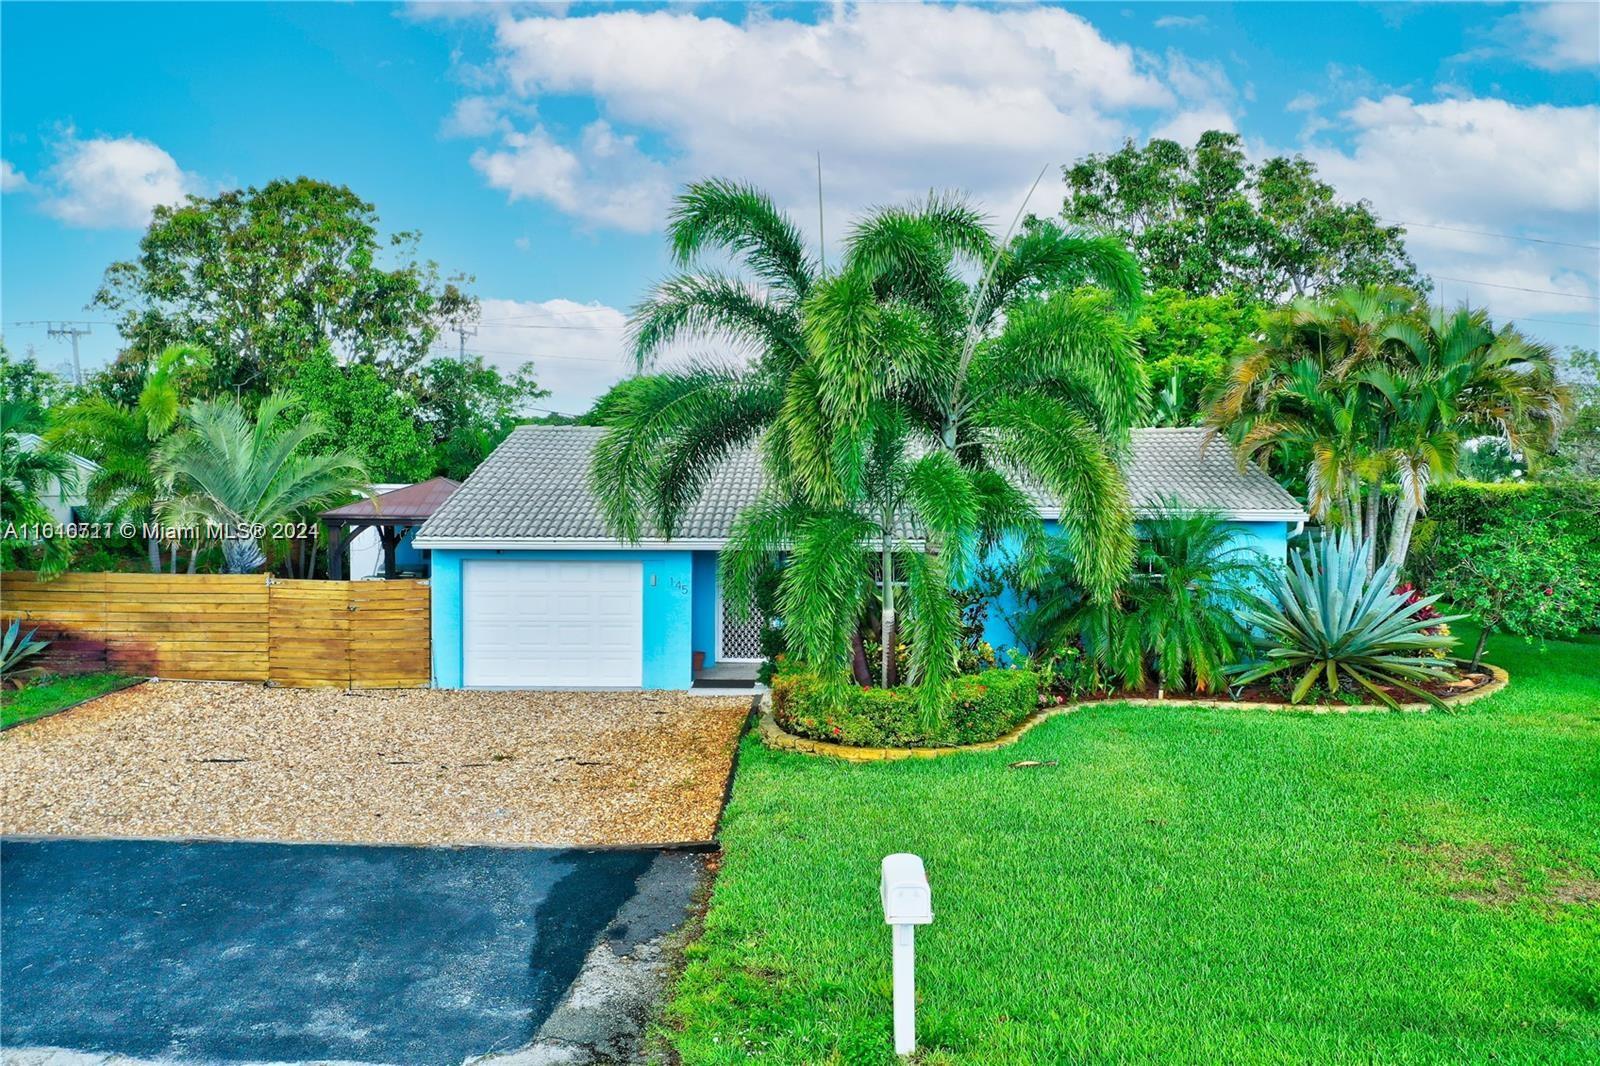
[154,391,370,573]
[48,343,212,571]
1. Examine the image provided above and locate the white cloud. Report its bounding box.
[1303,94,1599,323]
[1501,4,1600,71]
[436,4,1184,234]
[440,95,510,138]
[1150,107,1237,144]
[1285,91,1318,113]
[1,159,30,192]
[37,134,199,228]
[1154,15,1207,30]
[469,296,710,413]
[1311,95,1598,227]
[470,119,672,232]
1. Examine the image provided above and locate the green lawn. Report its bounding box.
[665,627,1600,1064]
[0,672,138,729]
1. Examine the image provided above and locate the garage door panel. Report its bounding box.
[463,560,644,687]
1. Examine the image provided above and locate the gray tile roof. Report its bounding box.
[415,424,1305,545]
[1119,427,1306,518]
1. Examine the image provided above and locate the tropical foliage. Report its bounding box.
[1407,482,1600,662]
[0,620,50,688]
[1,401,77,577]
[48,343,212,571]
[593,178,1148,719]
[1229,533,1463,708]
[1014,508,1270,695]
[154,392,369,573]
[1209,287,1570,572]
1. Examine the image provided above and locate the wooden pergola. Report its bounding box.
[321,477,460,580]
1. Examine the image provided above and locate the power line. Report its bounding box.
[1396,220,1600,252]
[1432,276,1600,302]
[474,320,627,331]
[11,320,93,384]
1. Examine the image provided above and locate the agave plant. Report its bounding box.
[1229,533,1463,708]
[1,619,50,688]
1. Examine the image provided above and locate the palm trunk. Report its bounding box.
[146,536,161,573]
[1388,488,1425,576]
[881,526,897,687]
[851,629,872,686]
[169,542,179,574]
[1363,482,1381,563]
[187,544,200,574]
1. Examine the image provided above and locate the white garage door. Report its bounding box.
[462,559,644,687]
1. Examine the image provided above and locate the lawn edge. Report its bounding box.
[0,675,151,733]
[759,664,1510,762]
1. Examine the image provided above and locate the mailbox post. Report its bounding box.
[880,853,933,1056]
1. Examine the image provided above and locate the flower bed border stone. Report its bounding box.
[758,665,1510,762]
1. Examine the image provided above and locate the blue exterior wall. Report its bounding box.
[979,518,1294,655]
[691,551,719,667]
[432,519,1293,689]
[430,548,695,689]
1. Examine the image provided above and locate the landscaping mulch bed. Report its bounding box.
[1057,665,1498,709]
[0,681,750,847]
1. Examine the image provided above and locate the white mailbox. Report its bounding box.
[880,853,932,1056]
[881,853,933,925]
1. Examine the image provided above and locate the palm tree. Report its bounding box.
[591,179,814,543]
[154,391,370,573]
[49,343,211,571]
[1,402,76,577]
[1209,288,1569,573]
[794,197,1146,708]
[596,181,1147,711]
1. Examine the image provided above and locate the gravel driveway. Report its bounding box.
[0,681,751,846]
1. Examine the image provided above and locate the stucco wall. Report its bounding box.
[979,517,1293,655]
[691,551,719,668]
[430,548,697,689]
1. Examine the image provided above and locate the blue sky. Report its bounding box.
[3,1,1597,412]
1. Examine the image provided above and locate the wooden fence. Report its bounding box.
[0,571,430,688]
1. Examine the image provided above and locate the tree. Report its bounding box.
[1547,347,1600,478]
[415,355,550,481]
[595,181,1147,713]
[786,195,1147,711]
[0,345,73,431]
[1063,131,1420,301]
[1,401,76,577]
[154,392,370,574]
[294,346,434,483]
[1209,288,1570,572]
[48,343,213,572]
[93,178,477,396]
[1134,287,1264,424]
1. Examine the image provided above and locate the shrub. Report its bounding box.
[1406,481,1600,657]
[772,667,1041,748]
[1229,533,1463,709]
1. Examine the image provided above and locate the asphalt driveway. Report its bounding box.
[1,838,697,1065]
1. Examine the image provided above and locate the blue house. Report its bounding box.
[414,426,1307,690]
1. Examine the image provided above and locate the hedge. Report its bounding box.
[1407,481,1600,643]
[771,667,1042,748]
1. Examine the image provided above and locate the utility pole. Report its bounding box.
[13,321,92,384]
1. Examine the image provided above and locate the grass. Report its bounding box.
[664,626,1600,1064]
[1,672,138,729]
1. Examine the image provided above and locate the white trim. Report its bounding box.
[413,536,730,550]
[418,510,1310,550]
